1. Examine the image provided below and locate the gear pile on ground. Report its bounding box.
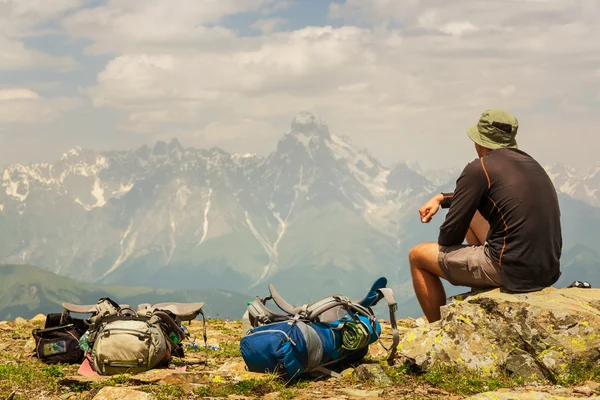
[0,310,598,398]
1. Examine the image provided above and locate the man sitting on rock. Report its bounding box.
[409,109,562,323]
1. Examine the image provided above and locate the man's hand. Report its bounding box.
[419,194,444,223]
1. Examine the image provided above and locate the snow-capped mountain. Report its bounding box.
[0,112,597,302]
[545,163,600,207]
[0,113,439,301]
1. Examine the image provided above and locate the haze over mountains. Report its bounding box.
[1,112,598,312]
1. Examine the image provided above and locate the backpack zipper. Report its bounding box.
[103,328,152,336]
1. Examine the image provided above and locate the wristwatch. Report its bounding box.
[440,192,453,209]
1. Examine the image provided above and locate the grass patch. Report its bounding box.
[143,384,185,399]
[0,363,60,397]
[194,377,295,398]
[417,365,514,395]
[42,365,65,378]
[187,341,241,358]
[384,362,412,384]
[555,360,600,386]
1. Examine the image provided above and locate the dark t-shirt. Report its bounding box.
[438,148,562,292]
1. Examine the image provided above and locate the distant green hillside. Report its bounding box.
[0,264,251,321]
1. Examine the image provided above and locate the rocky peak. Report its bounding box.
[289,111,331,139]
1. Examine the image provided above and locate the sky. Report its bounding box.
[0,0,599,170]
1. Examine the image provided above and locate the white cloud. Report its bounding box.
[0,88,81,125]
[0,0,81,71]
[0,0,82,36]
[2,0,600,169]
[61,0,277,54]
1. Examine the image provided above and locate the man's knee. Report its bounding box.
[409,243,438,265]
[409,242,445,277]
[409,244,424,266]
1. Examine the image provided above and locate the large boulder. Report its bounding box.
[397,287,600,381]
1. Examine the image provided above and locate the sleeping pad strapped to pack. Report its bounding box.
[240,277,399,380]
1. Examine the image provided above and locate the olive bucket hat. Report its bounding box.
[467,109,519,149]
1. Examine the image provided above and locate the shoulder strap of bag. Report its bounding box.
[370,287,399,363]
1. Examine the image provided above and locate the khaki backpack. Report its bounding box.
[91,317,171,375]
[65,298,190,376]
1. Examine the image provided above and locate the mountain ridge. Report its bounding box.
[0,263,249,321]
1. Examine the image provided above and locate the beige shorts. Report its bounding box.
[438,243,502,288]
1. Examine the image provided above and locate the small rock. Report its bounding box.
[14,317,27,325]
[340,388,383,397]
[585,381,600,391]
[161,372,211,386]
[217,360,247,372]
[30,314,47,323]
[353,364,392,387]
[505,350,546,381]
[23,339,35,351]
[60,393,77,400]
[340,368,354,378]
[263,392,281,400]
[368,343,388,358]
[128,369,180,384]
[0,343,8,352]
[178,356,205,365]
[92,387,155,400]
[573,386,593,395]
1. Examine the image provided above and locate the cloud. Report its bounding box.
[61,0,277,54]
[0,88,81,125]
[0,0,81,71]
[0,0,83,36]
[3,0,599,169]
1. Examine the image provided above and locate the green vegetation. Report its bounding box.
[555,360,600,386]
[418,365,511,395]
[194,378,298,398]
[143,384,185,399]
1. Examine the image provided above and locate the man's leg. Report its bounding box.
[410,212,490,323]
[409,243,446,323]
[466,211,489,245]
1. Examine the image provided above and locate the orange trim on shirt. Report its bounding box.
[480,158,491,189]
[487,195,508,266]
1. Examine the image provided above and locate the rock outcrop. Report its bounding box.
[398,287,600,382]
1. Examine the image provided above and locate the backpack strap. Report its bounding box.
[137,302,207,347]
[373,287,399,363]
[61,303,98,314]
[269,285,373,324]
[84,298,121,343]
[139,302,205,322]
[247,296,292,326]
